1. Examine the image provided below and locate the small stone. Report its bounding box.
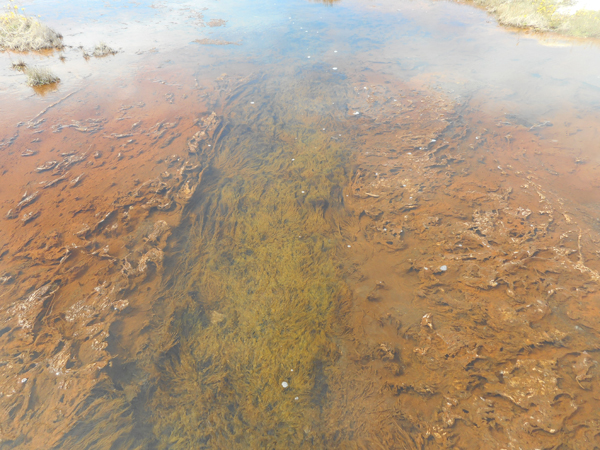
[210,310,226,324]
[440,265,447,272]
[282,381,289,388]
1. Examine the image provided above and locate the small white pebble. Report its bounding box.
[250,101,255,104]
[282,381,289,388]
[295,396,299,400]
[21,378,27,383]
[301,190,305,194]
[347,244,351,248]
[290,369,294,372]
[353,111,360,115]
[440,265,447,272]
[334,50,337,52]
[332,67,337,70]
[307,55,311,58]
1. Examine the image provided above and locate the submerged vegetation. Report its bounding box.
[0,1,62,50]
[467,0,600,37]
[147,75,356,448]
[24,65,59,85]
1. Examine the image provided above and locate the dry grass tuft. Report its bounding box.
[468,0,600,38]
[11,58,26,71]
[0,11,62,51]
[24,66,59,86]
[92,42,117,57]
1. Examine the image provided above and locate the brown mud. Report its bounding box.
[333,78,600,448]
[1,58,600,449]
[0,66,218,448]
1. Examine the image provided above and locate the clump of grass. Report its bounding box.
[565,8,600,38]
[92,42,117,57]
[468,0,600,38]
[24,66,59,86]
[11,58,26,71]
[0,4,62,51]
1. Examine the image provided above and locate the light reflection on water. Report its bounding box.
[1,0,600,448]
[3,0,600,117]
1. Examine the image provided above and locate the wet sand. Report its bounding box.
[2,0,600,448]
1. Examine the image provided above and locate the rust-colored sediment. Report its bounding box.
[1,62,600,449]
[0,69,219,447]
[329,78,600,447]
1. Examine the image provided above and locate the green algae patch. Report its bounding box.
[465,0,600,38]
[148,75,355,448]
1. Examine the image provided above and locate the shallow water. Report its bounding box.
[2,0,600,448]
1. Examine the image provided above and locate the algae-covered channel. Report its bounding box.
[2,0,600,448]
